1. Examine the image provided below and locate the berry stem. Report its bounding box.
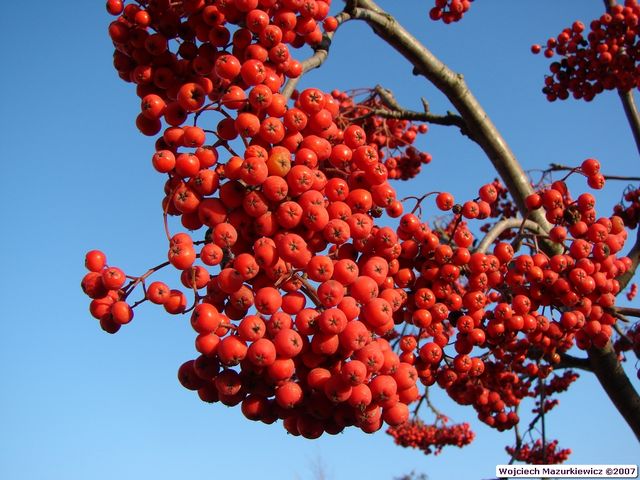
[122,260,172,300]
[296,273,323,308]
[402,192,438,215]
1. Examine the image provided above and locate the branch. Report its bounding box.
[281,11,351,100]
[613,323,633,344]
[347,0,551,232]
[476,218,547,253]
[295,273,323,308]
[547,163,640,182]
[508,407,522,465]
[587,341,640,441]
[555,352,592,372]
[612,306,640,318]
[371,85,471,137]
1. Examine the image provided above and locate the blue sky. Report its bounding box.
[1,1,638,479]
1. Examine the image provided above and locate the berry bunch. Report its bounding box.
[82,0,637,457]
[87,0,425,439]
[387,417,474,455]
[532,0,640,101]
[331,89,431,181]
[613,185,640,229]
[428,0,474,24]
[613,320,640,366]
[506,439,572,465]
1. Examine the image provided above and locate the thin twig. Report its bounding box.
[508,406,522,465]
[295,273,323,308]
[372,85,469,136]
[540,377,547,463]
[547,163,640,181]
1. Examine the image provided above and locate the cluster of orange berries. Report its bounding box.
[533,1,640,101]
[387,417,474,456]
[428,0,473,24]
[506,439,572,465]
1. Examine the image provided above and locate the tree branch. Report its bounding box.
[476,218,547,253]
[587,342,640,441]
[371,85,472,138]
[347,0,551,232]
[547,163,640,182]
[613,306,640,318]
[555,352,592,372]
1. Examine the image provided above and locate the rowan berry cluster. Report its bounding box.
[506,439,572,465]
[387,417,474,456]
[521,172,630,353]
[330,89,431,181]
[428,0,474,24]
[532,0,640,101]
[81,0,636,458]
[613,185,640,229]
[81,252,135,333]
[614,321,640,367]
[88,0,424,439]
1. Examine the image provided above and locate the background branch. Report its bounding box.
[618,90,640,157]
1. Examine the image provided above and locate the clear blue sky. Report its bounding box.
[1,1,638,479]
